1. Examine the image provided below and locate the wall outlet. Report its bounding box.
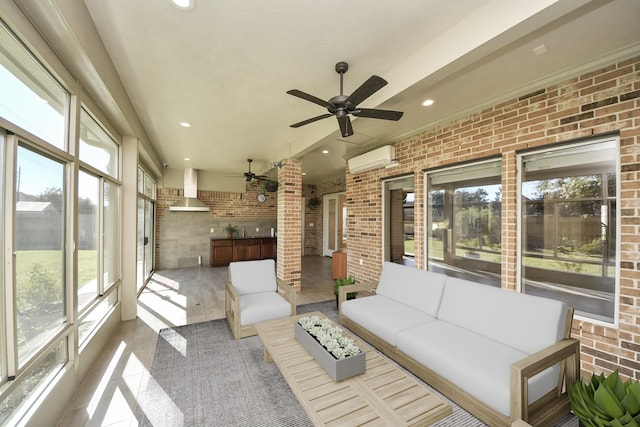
[309,222,314,227]
[210,228,214,233]
[359,259,363,265]
[256,227,260,232]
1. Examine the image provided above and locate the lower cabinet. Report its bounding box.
[210,238,277,267]
[210,240,233,267]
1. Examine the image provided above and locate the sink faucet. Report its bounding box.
[242,226,246,238]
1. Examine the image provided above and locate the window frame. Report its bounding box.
[516,135,620,326]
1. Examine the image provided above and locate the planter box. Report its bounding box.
[294,322,365,381]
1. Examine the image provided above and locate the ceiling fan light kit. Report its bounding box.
[287,61,404,137]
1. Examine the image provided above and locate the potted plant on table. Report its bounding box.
[569,369,640,427]
[225,223,237,239]
[333,276,357,309]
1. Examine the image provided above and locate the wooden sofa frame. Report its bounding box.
[338,282,580,427]
[225,277,296,339]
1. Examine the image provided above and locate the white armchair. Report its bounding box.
[225,259,296,339]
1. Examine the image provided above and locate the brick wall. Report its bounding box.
[277,159,302,289]
[346,56,640,378]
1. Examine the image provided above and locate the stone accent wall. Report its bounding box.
[345,56,640,379]
[155,179,277,269]
[277,159,303,289]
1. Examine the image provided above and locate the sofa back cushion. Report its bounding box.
[375,262,446,316]
[437,277,567,354]
[229,259,277,295]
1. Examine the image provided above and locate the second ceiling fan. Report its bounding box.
[287,61,403,137]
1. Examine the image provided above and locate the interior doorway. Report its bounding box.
[384,175,415,265]
[323,192,346,257]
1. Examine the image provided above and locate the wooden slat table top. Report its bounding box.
[255,311,452,426]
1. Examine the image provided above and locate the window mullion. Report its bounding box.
[98,178,105,296]
[3,134,18,380]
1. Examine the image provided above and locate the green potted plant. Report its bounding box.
[263,179,279,192]
[333,275,357,308]
[307,197,321,210]
[569,369,640,427]
[225,223,237,239]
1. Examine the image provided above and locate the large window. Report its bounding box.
[0,18,121,423]
[426,159,502,285]
[519,138,618,323]
[384,176,414,265]
[137,167,155,292]
[15,144,66,366]
[77,108,121,343]
[79,108,118,178]
[0,24,67,149]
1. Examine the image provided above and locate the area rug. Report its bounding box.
[139,299,578,427]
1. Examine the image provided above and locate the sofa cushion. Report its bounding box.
[229,259,277,295]
[341,294,436,346]
[397,321,560,417]
[239,291,291,326]
[375,262,446,316]
[437,277,567,354]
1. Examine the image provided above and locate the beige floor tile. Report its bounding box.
[57,256,334,427]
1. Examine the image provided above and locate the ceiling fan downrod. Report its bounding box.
[335,61,348,96]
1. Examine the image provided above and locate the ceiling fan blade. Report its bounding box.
[337,114,353,137]
[290,113,333,128]
[287,89,331,108]
[352,108,403,121]
[345,75,387,108]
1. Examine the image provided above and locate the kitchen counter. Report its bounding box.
[210,237,277,267]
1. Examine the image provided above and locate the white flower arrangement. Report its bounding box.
[298,316,360,359]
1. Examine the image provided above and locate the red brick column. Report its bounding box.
[277,159,302,289]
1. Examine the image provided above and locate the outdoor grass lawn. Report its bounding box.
[16,250,97,289]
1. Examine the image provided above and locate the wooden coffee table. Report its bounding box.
[255,311,452,426]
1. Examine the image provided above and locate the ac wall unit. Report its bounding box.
[348,145,395,173]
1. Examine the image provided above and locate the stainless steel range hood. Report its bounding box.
[169,168,210,212]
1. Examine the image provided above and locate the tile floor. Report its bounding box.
[57,256,335,427]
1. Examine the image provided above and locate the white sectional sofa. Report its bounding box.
[338,262,580,427]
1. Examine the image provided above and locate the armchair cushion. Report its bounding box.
[238,291,293,326]
[229,259,277,295]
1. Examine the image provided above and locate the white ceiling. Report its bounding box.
[20,0,640,188]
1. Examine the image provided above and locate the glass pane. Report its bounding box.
[144,174,156,199]
[328,198,336,251]
[0,24,67,149]
[78,291,117,344]
[137,198,145,292]
[15,145,66,366]
[0,339,67,424]
[104,181,120,290]
[78,171,99,311]
[521,141,617,324]
[404,192,415,257]
[426,161,501,286]
[79,109,118,178]
[144,200,154,280]
[0,131,3,382]
[138,167,144,194]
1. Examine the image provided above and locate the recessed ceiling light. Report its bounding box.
[322,150,329,154]
[422,99,435,107]
[183,157,191,161]
[170,0,195,10]
[179,122,191,127]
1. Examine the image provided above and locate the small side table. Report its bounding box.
[332,249,346,279]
